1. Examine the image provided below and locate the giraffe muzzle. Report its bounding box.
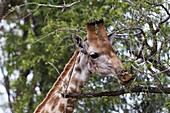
[116,69,134,85]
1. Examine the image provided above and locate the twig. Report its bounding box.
[108,26,145,40]
[19,5,40,21]
[14,1,82,9]
[146,2,170,34]
[48,62,60,75]
[146,2,170,16]
[31,30,56,45]
[2,1,84,19]
[31,27,84,45]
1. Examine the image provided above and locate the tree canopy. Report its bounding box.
[0,0,170,113]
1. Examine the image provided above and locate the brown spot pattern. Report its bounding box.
[79,82,84,89]
[71,76,79,86]
[67,98,77,105]
[66,107,74,113]
[76,56,80,64]
[66,98,77,113]
[70,86,77,93]
[51,96,60,111]
[58,103,65,112]
[41,109,49,113]
[75,66,81,73]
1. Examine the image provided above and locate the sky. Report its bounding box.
[0,20,12,113]
[0,70,11,113]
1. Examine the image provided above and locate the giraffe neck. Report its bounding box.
[34,50,90,113]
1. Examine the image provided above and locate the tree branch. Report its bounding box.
[146,2,170,34]
[148,59,170,77]
[19,1,83,9]
[108,26,145,41]
[2,0,84,19]
[63,86,170,99]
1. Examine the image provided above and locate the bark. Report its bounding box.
[64,86,170,99]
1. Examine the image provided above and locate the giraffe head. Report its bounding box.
[73,19,133,85]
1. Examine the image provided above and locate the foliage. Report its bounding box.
[0,0,170,113]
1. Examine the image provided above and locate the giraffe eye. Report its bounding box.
[90,52,100,59]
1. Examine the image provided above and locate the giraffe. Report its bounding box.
[34,19,133,113]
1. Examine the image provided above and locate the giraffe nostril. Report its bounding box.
[108,65,113,68]
[120,69,127,73]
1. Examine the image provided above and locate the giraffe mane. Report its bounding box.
[34,50,79,112]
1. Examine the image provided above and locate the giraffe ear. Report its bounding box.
[72,33,83,48]
[72,33,88,54]
[108,33,115,44]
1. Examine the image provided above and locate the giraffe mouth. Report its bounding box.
[116,69,134,85]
